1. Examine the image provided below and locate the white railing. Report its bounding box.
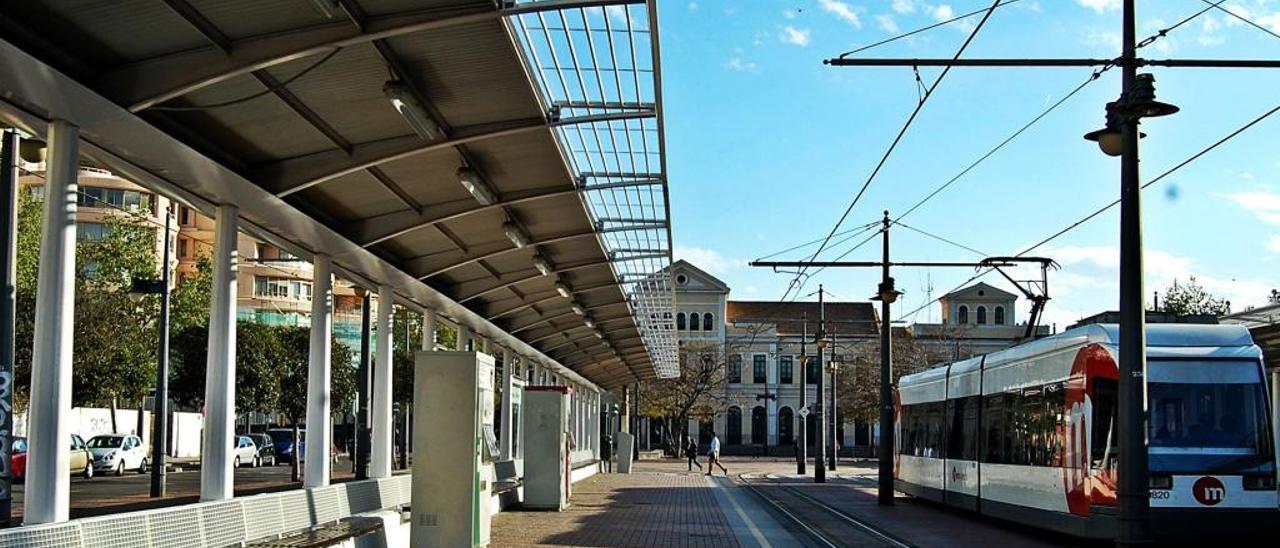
[0,475,411,548]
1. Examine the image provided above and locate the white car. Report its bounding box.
[87,434,148,476]
[232,435,260,467]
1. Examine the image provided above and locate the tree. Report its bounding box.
[636,340,734,456]
[276,326,356,480]
[836,331,938,425]
[169,322,285,415]
[1160,276,1230,316]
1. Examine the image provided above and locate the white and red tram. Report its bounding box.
[894,324,1277,538]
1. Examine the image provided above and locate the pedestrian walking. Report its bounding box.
[601,433,613,473]
[686,435,701,471]
[705,431,728,476]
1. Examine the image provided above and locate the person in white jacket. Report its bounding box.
[705,432,728,476]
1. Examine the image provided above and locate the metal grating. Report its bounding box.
[241,493,287,543]
[198,500,247,548]
[277,490,314,533]
[510,0,678,378]
[343,479,384,514]
[145,506,204,548]
[375,477,401,510]
[306,486,343,525]
[0,522,84,548]
[79,514,151,548]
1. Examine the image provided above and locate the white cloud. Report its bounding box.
[724,56,759,73]
[1081,29,1122,51]
[688,2,699,11]
[1270,235,1280,253]
[819,0,862,28]
[1224,190,1280,224]
[783,9,796,19]
[927,4,954,22]
[780,26,812,46]
[606,5,628,25]
[674,245,742,275]
[892,0,917,14]
[876,14,900,34]
[1077,0,1120,13]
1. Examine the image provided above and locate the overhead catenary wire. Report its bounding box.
[1199,0,1280,42]
[836,0,1026,59]
[894,101,1280,321]
[790,0,1004,297]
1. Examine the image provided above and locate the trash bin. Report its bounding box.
[616,432,635,474]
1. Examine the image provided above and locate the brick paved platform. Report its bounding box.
[492,468,741,547]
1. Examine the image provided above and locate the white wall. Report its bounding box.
[14,407,204,458]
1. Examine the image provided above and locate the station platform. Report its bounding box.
[491,458,1069,548]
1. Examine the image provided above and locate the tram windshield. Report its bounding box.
[1146,360,1273,472]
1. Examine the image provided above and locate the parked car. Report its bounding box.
[267,428,302,465]
[87,434,148,476]
[6,437,92,478]
[246,433,277,467]
[232,435,260,467]
[11,435,95,480]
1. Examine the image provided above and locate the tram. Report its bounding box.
[894,324,1277,538]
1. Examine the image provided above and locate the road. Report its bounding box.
[6,456,386,523]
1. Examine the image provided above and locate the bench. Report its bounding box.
[246,516,384,548]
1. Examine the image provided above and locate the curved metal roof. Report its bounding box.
[0,0,677,389]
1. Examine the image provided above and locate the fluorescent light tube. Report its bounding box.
[555,282,572,298]
[456,167,497,205]
[383,81,442,140]
[532,255,553,276]
[503,221,529,248]
[571,302,586,316]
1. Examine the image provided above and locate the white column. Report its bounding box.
[371,285,394,478]
[499,348,514,461]
[304,255,333,487]
[421,309,435,351]
[200,204,239,501]
[24,121,78,525]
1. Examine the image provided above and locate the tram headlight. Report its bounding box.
[1242,474,1275,491]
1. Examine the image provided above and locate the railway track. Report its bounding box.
[739,477,914,548]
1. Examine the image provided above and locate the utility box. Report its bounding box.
[616,431,635,474]
[522,386,572,510]
[412,351,497,547]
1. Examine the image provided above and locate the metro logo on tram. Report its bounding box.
[1192,477,1226,506]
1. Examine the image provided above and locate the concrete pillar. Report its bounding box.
[23,121,78,525]
[499,348,514,461]
[371,285,394,478]
[421,309,435,351]
[304,255,333,487]
[200,204,239,501]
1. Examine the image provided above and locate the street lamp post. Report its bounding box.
[797,316,808,475]
[814,285,830,484]
[353,286,372,479]
[129,207,173,498]
[828,340,839,472]
[870,211,900,505]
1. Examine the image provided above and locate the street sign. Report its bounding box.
[799,407,810,418]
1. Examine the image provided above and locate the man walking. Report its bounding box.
[601,433,613,473]
[685,434,701,472]
[706,431,728,476]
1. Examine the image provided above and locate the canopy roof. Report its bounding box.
[0,0,677,388]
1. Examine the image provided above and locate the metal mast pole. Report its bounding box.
[1117,0,1151,544]
[797,315,807,475]
[150,208,172,497]
[879,211,894,505]
[355,290,372,479]
[815,285,826,483]
[829,329,837,471]
[0,130,18,525]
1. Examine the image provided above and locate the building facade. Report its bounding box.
[908,281,1049,362]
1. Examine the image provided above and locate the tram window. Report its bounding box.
[1091,379,1118,470]
[983,393,1007,463]
[947,396,980,461]
[901,402,946,457]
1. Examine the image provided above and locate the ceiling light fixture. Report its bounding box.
[383,81,442,140]
[456,167,497,206]
[532,254,553,277]
[583,317,595,329]
[554,281,572,298]
[571,302,586,316]
[503,221,530,248]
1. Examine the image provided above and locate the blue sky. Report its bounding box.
[661,0,1280,329]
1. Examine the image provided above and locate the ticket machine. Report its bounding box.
[522,386,572,510]
[412,351,497,547]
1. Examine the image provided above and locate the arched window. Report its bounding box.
[995,306,1005,325]
[690,312,700,331]
[727,407,743,445]
[977,306,987,325]
[957,305,969,325]
[703,313,714,333]
[677,312,686,330]
[751,406,767,445]
[778,407,795,446]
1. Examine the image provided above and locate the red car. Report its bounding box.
[10,435,96,480]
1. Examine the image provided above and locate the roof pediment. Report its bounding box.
[944,281,1016,302]
[669,260,730,294]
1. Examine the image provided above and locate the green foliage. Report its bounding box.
[170,254,213,332]
[169,322,285,413]
[275,326,357,423]
[1160,276,1230,316]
